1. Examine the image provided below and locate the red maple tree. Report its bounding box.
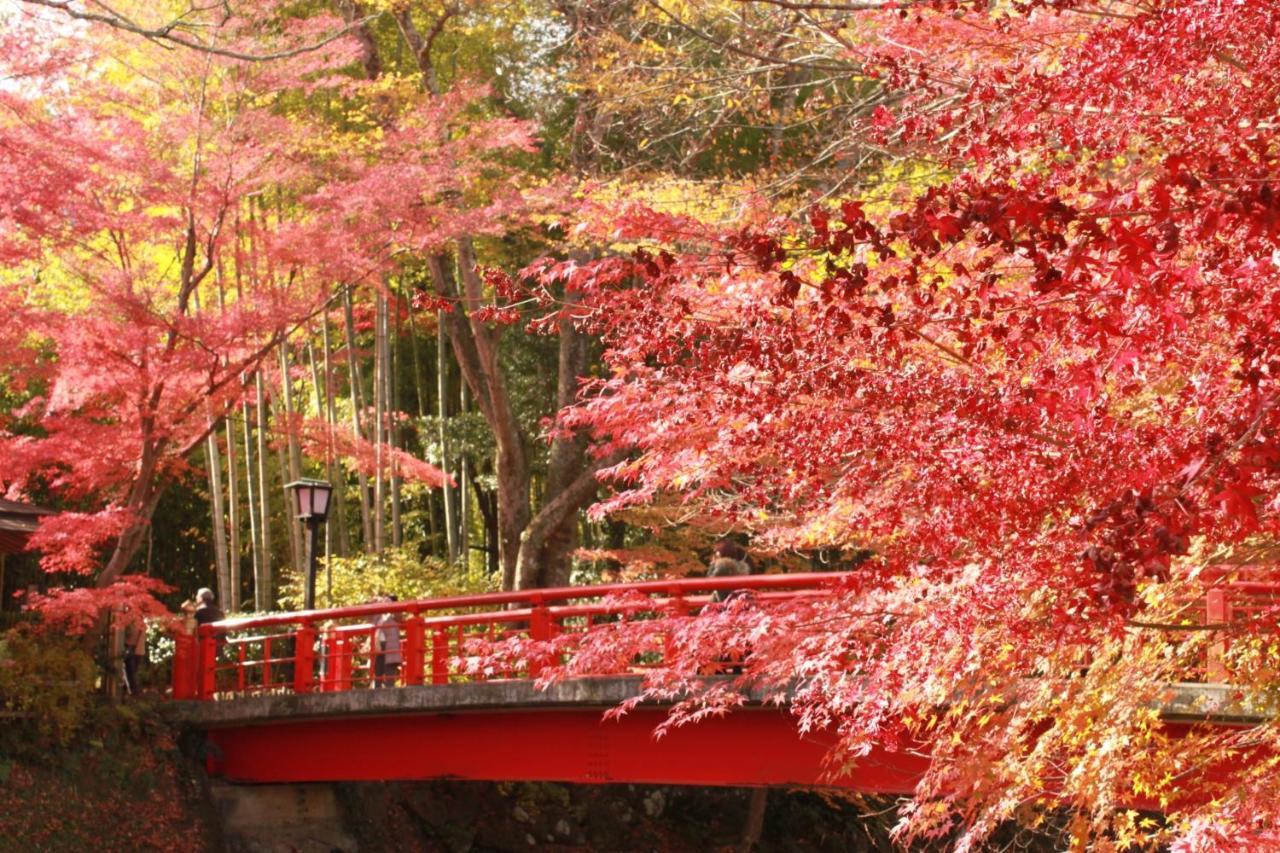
[0,10,530,625]
[507,1,1280,845]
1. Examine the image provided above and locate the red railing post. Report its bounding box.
[198,630,217,699]
[664,594,690,665]
[404,616,425,686]
[294,625,316,694]
[332,634,352,691]
[319,627,334,691]
[1206,588,1230,682]
[172,631,196,699]
[529,604,552,678]
[431,630,450,685]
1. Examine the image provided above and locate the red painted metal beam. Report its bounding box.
[203,707,929,793]
[196,701,1272,809]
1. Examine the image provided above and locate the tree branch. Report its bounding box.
[20,0,377,63]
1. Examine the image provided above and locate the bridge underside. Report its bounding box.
[204,706,931,791]
[187,678,927,792]
[180,678,1260,796]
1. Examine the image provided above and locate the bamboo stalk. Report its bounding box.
[225,416,242,610]
[193,286,231,607]
[320,320,351,557]
[405,297,437,551]
[343,287,374,547]
[389,286,403,548]
[459,381,470,569]
[438,309,457,564]
[278,343,305,577]
[206,429,231,608]
[216,266,242,611]
[254,371,272,610]
[241,397,261,609]
[373,291,386,554]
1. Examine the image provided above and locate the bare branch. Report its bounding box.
[20,0,377,63]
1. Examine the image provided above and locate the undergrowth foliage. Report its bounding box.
[0,626,97,747]
[277,546,498,610]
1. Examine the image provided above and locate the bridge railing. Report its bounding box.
[169,568,1280,701]
[1195,567,1280,682]
[171,572,850,700]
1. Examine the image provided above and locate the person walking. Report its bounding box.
[372,595,402,688]
[122,614,146,696]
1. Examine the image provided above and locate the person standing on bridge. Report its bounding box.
[708,539,751,604]
[193,587,227,659]
[708,539,754,675]
[372,595,402,688]
[194,587,223,627]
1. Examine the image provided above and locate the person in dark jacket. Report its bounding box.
[708,539,751,603]
[193,588,224,626]
[193,588,227,661]
[707,539,754,673]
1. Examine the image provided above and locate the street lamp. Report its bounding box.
[286,479,332,610]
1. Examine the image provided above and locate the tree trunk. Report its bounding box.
[96,442,165,590]
[459,383,470,567]
[427,249,532,589]
[513,453,620,590]
[737,789,768,853]
[405,301,439,553]
[514,291,595,589]
[217,278,243,609]
[385,7,607,591]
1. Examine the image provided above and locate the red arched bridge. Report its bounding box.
[170,571,1275,795]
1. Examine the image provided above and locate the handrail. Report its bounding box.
[195,571,851,636]
[171,570,1280,702]
[173,572,851,700]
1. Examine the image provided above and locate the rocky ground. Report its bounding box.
[334,781,898,852]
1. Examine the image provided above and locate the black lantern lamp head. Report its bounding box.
[285,479,333,523]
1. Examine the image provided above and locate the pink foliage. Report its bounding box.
[24,575,175,635]
[27,508,136,575]
[292,415,452,489]
[510,1,1280,845]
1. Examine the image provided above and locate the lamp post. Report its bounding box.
[285,479,332,610]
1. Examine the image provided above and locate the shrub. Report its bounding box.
[0,625,97,748]
[278,545,498,610]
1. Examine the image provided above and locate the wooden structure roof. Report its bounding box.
[0,498,53,554]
